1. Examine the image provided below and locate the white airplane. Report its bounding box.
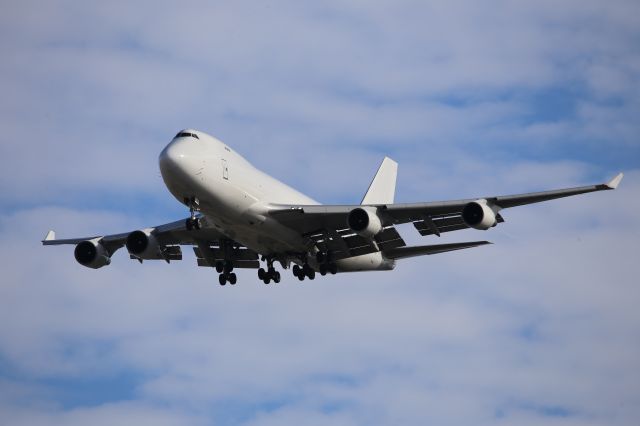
[43,129,623,285]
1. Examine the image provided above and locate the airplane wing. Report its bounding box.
[42,216,260,269]
[267,173,623,259]
[42,217,213,250]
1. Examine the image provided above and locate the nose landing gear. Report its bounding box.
[184,196,201,230]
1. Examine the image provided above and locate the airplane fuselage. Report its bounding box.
[158,130,395,271]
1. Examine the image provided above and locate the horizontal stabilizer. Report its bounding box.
[384,241,491,260]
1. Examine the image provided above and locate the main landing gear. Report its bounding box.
[216,260,236,285]
[318,262,338,276]
[258,257,281,284]
[292,263,316,281]
[316,252,338,276]
[184,196,202,230]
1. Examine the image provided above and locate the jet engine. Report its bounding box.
[347,207,383,238]
[461,200,498,230]
[126,229,160,259]
[74,240,111,269]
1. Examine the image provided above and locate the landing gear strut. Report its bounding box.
[258,257,281,284]
[184,196,201,230]
[215,260,234,274]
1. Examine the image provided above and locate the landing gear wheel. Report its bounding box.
[319,264,328,276]
[329,263,338,275]
[215,261,224,273]
[292,264,305,281]
[229,273,237,285]
[303,264,315,280]
[223,261,234,274]
[219,274,227,286]
[260,256,282,285]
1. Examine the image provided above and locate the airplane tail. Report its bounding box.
[361,157,398,205]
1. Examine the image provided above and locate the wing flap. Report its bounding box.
[306,225,406,261]
[129,245,182,261]
[413,214,505,236]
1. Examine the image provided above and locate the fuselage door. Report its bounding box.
[222,159,229,180]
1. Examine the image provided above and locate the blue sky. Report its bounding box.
[1,1,639,425]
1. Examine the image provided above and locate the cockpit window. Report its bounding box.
[174,132,199,140]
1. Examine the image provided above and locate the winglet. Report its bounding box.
[43,230,56,242]
[606,172,623,189]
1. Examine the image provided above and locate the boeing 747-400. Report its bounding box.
[43,129,623,285]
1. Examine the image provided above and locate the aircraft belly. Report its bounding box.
[201,204,309,255]
[208,220,307,255]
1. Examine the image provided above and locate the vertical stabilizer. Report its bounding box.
[361,157,398,205]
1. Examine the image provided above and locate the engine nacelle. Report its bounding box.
[74,240,111,269]
[126,229,160,259]
[347,207,383,239]
[461,199,498,230]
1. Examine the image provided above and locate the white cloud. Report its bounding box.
[0,398,205,426]
[0,1,639,425]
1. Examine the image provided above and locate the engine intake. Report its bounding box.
[347,207,383,238]
[126,229,159,259]
[462,200,498,230]
[74,240,111,269]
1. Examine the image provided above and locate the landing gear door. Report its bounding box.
[222,159,229,180]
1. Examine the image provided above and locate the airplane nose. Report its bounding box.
[159,141,181,171]
[159,139,194,185]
